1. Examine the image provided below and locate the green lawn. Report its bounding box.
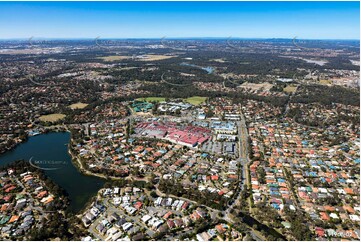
[319,79,332,85]
[283,85,297,93]
[136,97,166,102]
[135,96,207,105]
[184,96,207,105]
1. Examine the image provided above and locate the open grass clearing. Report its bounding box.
[136,97,166,102]
[39,114,66,122]
[98,56,129,62]
[240,82,273,91]
[283,85,298,93]
[184,96,207,105]
[137,55,177,61]
[99,54,176,62]
[69,102,88,109]
[319,79,332,85]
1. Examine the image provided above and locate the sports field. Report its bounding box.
[184,96,207,105]
[98,56,129,61]
[136,97,166,102]
[39,114,66,122]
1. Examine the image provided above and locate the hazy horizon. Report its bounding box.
[0,37,360,41]
[0,1,359,40]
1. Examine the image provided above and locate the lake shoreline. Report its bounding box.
[0,131,105,212]
[67,137,126,181]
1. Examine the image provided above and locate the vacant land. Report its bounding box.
[69,102,88,109]
[284,85,298,93]
[210,58,226,63]
[184,96,207,105]
[301,58,328,66]
[99,54,176,62]
[319,79,332,85]
[137,55,177,61]
[39,114,66,122]
[98,56,129,62]
[240,82,273,91]
[136,97,166,102]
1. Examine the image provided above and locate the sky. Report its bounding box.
[0,1,359,39]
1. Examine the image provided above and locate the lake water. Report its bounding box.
[238,211,286,240]
[0,132,105,213]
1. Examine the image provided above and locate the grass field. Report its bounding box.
[99,54,176,62]
[283,85,298,93]
[69,102,88,109]
[138,55,176,61]
[136,97,166,102]
[39,114,66,122]
[184,96,207,105]
[98,56,129,62]
[99,56,129,62]
[241,82,273,91]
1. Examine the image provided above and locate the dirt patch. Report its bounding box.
[240,82,273,91]
[137,55,177,61]
[69,102,88,109]
[39,114,66,122]
[283,85,298,93]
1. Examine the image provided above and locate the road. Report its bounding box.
[88,215,105,241]
[154,186,220,221]
[283,84,299,117]
[104,198,153,236]
[88,197,155,240]
[12,176,53,229]
[223,111,250,216]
